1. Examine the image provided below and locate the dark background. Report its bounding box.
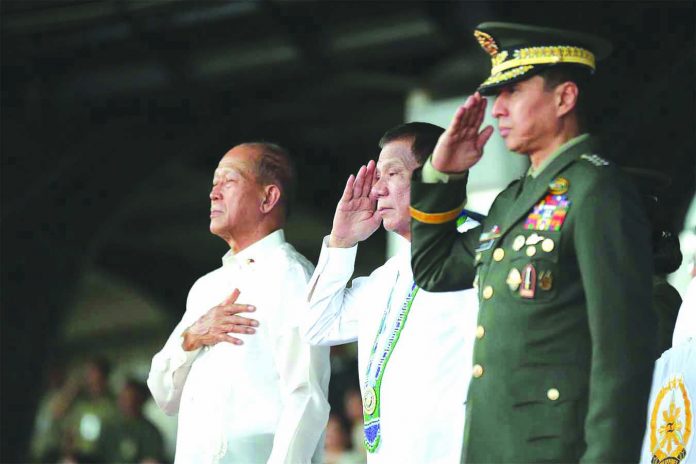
[2,0,695,460]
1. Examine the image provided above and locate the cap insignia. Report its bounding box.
[474,30,500,56]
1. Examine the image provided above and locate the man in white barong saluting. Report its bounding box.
[301,123,479,463]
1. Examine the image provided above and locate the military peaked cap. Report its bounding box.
[473,22,612,95]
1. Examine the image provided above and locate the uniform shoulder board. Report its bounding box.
[580,153,610,167]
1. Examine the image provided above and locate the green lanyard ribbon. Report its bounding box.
[363,281,419,452]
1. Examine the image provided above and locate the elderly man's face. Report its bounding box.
[370,139,419,240]
[209,145,264,242]
[491,75,559,156]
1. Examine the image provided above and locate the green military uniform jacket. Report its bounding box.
[410,135,656,463]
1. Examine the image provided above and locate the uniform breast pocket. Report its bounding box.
[510,365,587,461]
[507,231,561,303]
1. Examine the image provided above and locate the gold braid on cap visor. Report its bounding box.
[490,45,596,74]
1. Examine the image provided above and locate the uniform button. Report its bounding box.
[472,364,484,378]
[476,325,485,339]
[547,388,560,401]
[493,248,505,261]
[482,286,494,299]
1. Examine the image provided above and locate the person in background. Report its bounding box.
[625,167,683,355]
[62,357,119,461]
[30,364,70,462]
[324,414,365,464]
[342,389,366,459]
[99,379,164,463]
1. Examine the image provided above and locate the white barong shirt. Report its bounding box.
[148,230,330,464]
[301,235,478,463]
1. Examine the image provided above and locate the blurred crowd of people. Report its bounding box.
[30,349,371,464]
[30,357,164,463]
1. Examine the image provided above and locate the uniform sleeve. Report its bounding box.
[268,263,331,464]
[574,173,656,463]
[410,169,479,292]
[300,236,366,345]
[146,283,204,416]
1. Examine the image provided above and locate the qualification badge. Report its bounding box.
[506,268,522,291]
[539,271,553,291]
[519,264,536,298]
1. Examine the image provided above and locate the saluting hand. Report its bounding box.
[182,288,258,351]
[432,92,494,173]
[329,160,382,248]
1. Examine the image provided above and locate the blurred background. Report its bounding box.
[2,0,694,462]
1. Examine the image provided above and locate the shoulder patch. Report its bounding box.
[580,153,610,167]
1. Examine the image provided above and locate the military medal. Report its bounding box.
[363,282,420,453]
[539,271,553,291]
[526,245,537,257]
[512,235,526,251]
[506,268,522,291]
[525,233,544,245]
[363,387,376,414]
[541,238,555,252]
[519,264,536,298]
[493,248,505,261]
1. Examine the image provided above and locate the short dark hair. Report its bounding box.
[86,356,111,377]
[378,122,445,166]
[243,142,297,218]
[538,65,592,130]
[124,378,149,399]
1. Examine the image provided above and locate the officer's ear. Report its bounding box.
[555,81,579,118]
[260,184,281,214]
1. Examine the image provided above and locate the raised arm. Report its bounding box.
[410,94,492,292]
[301,163,382,345]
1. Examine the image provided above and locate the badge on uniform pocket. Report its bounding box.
[538,270,553,291]
[519,264,536,298]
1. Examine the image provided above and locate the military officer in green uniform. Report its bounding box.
[409,23,656,463]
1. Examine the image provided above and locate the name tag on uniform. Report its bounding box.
[476,225,501,252]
